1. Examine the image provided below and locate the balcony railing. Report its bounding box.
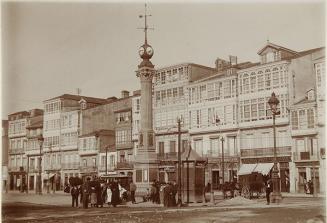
[44,164,61,171]
[79,166,97,173]
[240,146,292,157]
[28,166,40,173]
[98,165,116,172]
[157,152,177,160]
[293,152,319,161]
[62,162,79,170]
[8,166,27,172]
[9,148,25,154]
[116,162,134,169]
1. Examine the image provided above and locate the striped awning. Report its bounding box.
[253,163,274,176]
[237,164,257,176]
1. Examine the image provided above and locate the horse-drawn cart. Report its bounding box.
[237,163,273,199]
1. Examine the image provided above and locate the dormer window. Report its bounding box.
[266,52,274,63]
[307,89,315,101]
[81,102,87,110]
[79,98,87,110]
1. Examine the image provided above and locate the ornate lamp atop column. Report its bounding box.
[37,135,44,195]
[268,92,282,203]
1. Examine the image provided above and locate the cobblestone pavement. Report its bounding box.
[2,192,326,223]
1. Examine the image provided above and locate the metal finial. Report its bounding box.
[138,3,153,45]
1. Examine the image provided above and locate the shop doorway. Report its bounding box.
[212,171,219,189]
[29,176,34,190]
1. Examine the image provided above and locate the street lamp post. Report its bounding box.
[177,116,183,206]
[105,145,108,176]
[209,116,221,203]
[37,135,44,195]
[221,137,225,186]
[268,92,282,203]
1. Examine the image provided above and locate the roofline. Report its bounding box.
[155,62,215,71]
[8,111,30,117]
[257,42,299,55]
[238,60,290,73]
[43,94,107,104]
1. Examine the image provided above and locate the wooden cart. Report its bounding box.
[238,172,267,199]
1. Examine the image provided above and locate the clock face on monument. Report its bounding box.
[139,47,145,56]
[146,46,153,56]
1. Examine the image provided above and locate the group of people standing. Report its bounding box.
[70,178,135,208]
[304,179,314,195]
[147,180,178,207]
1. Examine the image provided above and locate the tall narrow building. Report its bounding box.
[134,5,158,191]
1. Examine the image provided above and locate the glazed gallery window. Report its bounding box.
[307,109,315,129]
[169,141,176,153]
[194,139,203,156]
[45,101,61,114]
[265,70,271,90]
[299,110,306,129]
[158,142,165,155]
[161,91,166,105]
[161,72,166,84]
[223,80,231,98]
[116,130,131,145]
[110,155,115,167]
[155,91,161,105]
[210,138,219,156]
[315,63,324,87]
[250,74,256,92]
[242,74,250,94]
[257,72,264,91]
[272,68,279,88]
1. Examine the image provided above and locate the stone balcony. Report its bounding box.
[79,166,97,173]
[62,162,79,170]
[116,161,134,170]
[293,152,320,162]
[240,146,292,158]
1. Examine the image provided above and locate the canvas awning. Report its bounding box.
[238,164,257,176]
[49,173,56,179]
[253,163,274,175]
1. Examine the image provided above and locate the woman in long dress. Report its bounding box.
[111,180,120,207]
[90,187,97,207]
[106,183,112,206]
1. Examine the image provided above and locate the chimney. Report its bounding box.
[30,109,36,117]
[133,90,141,96]
[215,58,230,72]
[121,90,130,98]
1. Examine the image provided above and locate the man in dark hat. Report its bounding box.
[82,177,91,208]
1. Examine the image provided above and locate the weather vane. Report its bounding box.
[138,3,154,44]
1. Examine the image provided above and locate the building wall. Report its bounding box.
[2,120,9,166]
[81,103,115,135]
[289,54,317,104]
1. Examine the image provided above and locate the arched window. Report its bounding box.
[265,69,271,90]
[250,72,256,92]
[243,74,249,94]
[272,67,279,88]
[257,71,264,91]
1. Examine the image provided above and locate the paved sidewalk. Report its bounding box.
[281,192,325,198]
[3,191,324,208]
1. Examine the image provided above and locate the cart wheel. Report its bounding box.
[259,187,266,198]
[241,186,250,199]
[233,190,239,197]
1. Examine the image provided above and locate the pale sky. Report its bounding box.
[1,1,325,119]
